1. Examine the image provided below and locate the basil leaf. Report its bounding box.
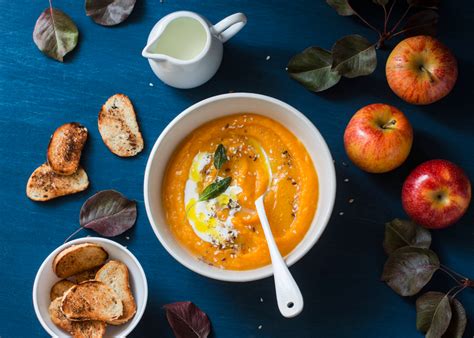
[199,177,231,202]
[79,190,137,237]
[383,218,432,255]
[416,292,452,337]
[214,144,228,170]
[332,34,377,78]
[381,247,439,296]
[326,0,355,16]
[287,47,341,92]
[85,0,136,26]
[164,301,211,338]
[33,8,79,62]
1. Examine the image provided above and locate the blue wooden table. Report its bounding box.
[1,0,472,337]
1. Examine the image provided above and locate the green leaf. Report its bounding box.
[33,8,79,62]
[444,299,467,338]
[381,247,439,296]
[404,10,439,37]
[416,292,452,338]
[287,47,341,92]
[383,219,432,255]
[85,0,136,26]
[407,0,439,9]
[214,144,228,170]
[332,35,377,78]
[373,0,389,5]
[326,0,355,16]
[199,177,232,202]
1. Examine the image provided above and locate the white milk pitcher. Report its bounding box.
[142,11,247,89]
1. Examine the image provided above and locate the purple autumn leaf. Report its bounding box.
[79,190,137,237]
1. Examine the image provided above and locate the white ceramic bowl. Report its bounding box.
[33,237,148,337]
[144,93,336,282]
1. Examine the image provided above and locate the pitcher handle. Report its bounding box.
[212,13,247,43]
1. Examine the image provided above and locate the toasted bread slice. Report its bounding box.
[47,122,88,175]
[95,260,136,325]
[50,279,76,301]
[49,297,73,333]
[68,266,102,284]
[98,94,144,157]
[26,163,89,201]
[71,320,106,338]
[53,243,108,278]
[61,281,123,322]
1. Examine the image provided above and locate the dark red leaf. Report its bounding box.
[79,190,137,237]
[164,301,211,338]
[85,0,136,26]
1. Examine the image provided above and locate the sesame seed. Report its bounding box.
[342,161,348,167]
[339,212,344,216]
[349,198,354,204]
[126,236,130,240]
[149,82,154,87]
[266,55,271,60]
[260,297,264,303]
[258,325,263,330]
[344,178,349,182]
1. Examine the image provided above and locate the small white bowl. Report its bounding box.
[33,237,148,337]
[144,92,336,282]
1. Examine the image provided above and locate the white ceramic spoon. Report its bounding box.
[254,145,304,318]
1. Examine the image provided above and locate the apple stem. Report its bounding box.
[382,119,396,129]
[420,65,436,83]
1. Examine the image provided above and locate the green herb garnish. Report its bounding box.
[214,144,228,170]
[198,177,231,201]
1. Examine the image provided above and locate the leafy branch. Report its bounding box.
[381,219,471,337]
[287,0,439,92]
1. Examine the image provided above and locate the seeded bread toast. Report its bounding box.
[50,279,76,301]
[98,94,144,157]
[61,281,123,322]
[47,122,88,175]
[71,320,106,338]
[26,163,89,201]
[95,260,136,325]
[53,243,108,278]
[68,266,102,284]
[49,296,73,333]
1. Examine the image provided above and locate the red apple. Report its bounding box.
[402,160,471,229]
[344,103,413,173]
[386,36,458,105]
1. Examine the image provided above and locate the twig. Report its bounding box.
[353,9,382,37]
[64,226,84,243]
[386,0,397,26]
[389,22,435,39]
[441,264,468,280]
[450,285,468,299]
[439,266,463,285]
[383,5,388,34]
[390,5,412,33]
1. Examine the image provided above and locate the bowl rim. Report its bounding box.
[143,92,336,282]
[32,237,148,337]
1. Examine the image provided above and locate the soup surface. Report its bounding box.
[162,114,318,270]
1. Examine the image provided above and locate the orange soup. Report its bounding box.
[162,114,318,270]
